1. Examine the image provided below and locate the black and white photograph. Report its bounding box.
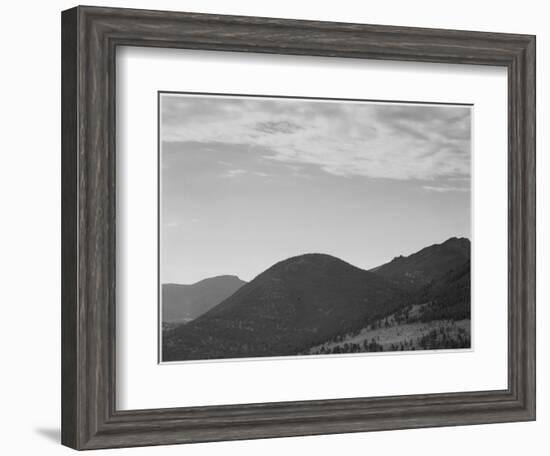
[159,93,472,362]
[49,3,540,452]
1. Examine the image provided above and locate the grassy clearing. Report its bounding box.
[307,318,470,354]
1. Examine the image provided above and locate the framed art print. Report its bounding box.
[61,6,535,450]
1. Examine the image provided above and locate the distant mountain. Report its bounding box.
[370,237,470,289]
[162,275,246,323]
[163,254,404,361]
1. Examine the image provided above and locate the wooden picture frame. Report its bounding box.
[61,5,536,450]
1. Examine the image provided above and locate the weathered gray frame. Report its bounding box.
[61,5,536,450]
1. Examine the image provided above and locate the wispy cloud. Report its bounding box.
[221,168,271,179]
[161,95,471,184]
[423,185,470,193]
[222,169,247,178]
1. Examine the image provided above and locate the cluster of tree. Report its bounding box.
[413,261,470,323]
[418,326,470,350]
[313,338,384,355]
[415,300,470,323]
[392,308,411,325]
[389,339,416,351]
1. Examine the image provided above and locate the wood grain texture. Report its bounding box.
[61,7,78,449]
[61,5,536,450]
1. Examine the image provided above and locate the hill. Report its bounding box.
[162,275,246,323]
[306,258,471,354]
[163,254,404,361]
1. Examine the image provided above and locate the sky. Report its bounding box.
[160,93,471,284]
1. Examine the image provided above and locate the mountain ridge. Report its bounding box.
[162,275,246,323]
[370,237,470,289]
[164,274,244,288]
[162,237,471,361]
